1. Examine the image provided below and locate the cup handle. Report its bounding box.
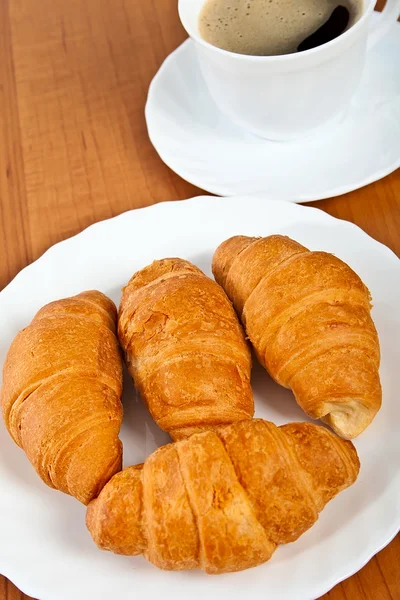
[367,0,400,48]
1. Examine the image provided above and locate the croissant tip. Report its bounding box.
[321,405,376,440]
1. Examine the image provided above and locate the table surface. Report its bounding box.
[0,0,399,598]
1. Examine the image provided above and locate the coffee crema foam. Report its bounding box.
[199,0,363,56]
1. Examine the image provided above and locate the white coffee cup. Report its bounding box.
[178,0,400,140]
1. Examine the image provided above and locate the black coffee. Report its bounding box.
[297,5,350,51]
[199,0,363,56]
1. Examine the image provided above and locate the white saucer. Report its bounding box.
[146,19,400,202]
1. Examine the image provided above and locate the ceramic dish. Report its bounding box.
[0,196,399,600]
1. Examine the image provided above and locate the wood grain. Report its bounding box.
[0,0,398,598]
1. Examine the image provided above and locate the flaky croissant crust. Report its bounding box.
[118,258,254,439]
[87,419,359,574]
[212,235,381,438]
[1,291,123,504]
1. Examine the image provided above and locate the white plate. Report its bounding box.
[0,196,399,600]
[145,20,400,202]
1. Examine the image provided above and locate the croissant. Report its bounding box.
[212,235,381,439]
[118,258,253,440]
[87,419,359,574]
[1,291,123,504]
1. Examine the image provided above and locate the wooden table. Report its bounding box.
[0,0,399,598]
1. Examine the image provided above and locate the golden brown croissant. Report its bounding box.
[87,419,360,574]
[118,258,253,440]
[212,235,381,439]
[1,291,123,504]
